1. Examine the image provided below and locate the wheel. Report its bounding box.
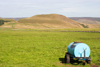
[83,62,86,65]
[65,53,70,63]
[87,60,91,64]
[86,56,91,64]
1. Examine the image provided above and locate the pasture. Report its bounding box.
[0,29,100,67]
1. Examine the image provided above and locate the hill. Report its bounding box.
[69,17,100,28]
[4,18,26,21]
[17,14,83,29]
[1,14,100,29]
[0,18,16,26]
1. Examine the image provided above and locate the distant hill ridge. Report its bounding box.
[69,17,100,28]
[18,14,83,28]
[1,14,100,28]
[70,17,100,24]
[0,18,16,26]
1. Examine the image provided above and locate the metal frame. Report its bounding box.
[65,52,91,63]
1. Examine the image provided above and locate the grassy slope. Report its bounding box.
[0,18,15,22]
[69,17,100,28]
[0,18,16,28]
[69,17,100,22]
[0,29,100,67]
[18,14,83,28]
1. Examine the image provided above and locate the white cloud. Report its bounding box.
[0,0,100,17]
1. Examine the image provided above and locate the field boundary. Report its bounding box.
[60,31,100,33]
[33,30,100,33]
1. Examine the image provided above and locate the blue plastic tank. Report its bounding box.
[67,42,90,57]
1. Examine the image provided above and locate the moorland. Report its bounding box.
[0,14,100,67]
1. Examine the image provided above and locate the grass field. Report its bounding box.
[0,29,100,67]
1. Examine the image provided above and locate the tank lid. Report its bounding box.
[74,42,82,43]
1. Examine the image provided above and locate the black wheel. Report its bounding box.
[65,53,70,63]
[86,56,91,64]
[83,62,86,65]
[87,60,91,64]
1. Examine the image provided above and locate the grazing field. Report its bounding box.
[0,29,100,67]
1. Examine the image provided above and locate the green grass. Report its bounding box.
[0,29,100,67]
[34,28,100,31]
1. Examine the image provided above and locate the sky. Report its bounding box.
[0,0,100,18]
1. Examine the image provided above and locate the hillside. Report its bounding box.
[69,17,100,28]
[4,18,26,21]
[1,14,100,29]
[17,14,83,29]
[70,17,100,21]
[0,18,16,26]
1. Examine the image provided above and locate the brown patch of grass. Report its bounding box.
[91,64,99,67]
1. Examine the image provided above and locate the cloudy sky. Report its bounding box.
[0,0,100,18]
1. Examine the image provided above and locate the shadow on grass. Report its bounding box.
[59,58,85,65]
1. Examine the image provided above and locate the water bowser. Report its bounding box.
[65,42,91,64]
